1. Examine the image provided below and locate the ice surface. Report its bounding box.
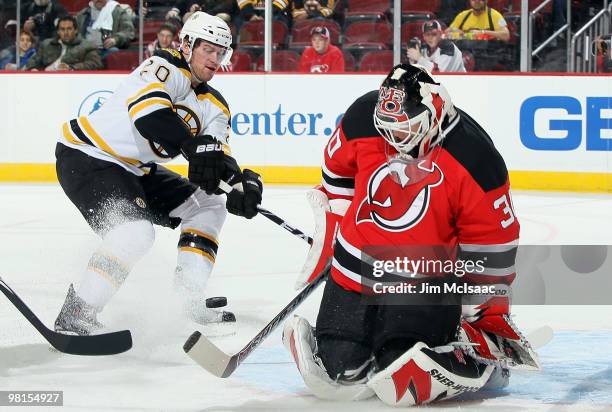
[1,185,611,411]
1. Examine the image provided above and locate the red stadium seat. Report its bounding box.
[343,50,356,72]
[229,50,254,72]
[402,0,440,13]
[239,20,289,50]
[510,0,552,13]
[401,21,425,44]
[345,0,390,23]
[358,50,394,72]
[344,21,392,48]
[256,50,300,72]
[60,0,89,14]
[104,50,140,71]
[488,0,511,13]
[290,19,342,48]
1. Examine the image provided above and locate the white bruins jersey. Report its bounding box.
[59,49,231,175]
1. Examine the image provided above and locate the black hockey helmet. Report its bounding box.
[373,64,456,158]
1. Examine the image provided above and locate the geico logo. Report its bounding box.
[230,104,344,137]
[195,144,222,153]
[519,96,612,151]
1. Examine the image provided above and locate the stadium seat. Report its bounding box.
[104,50,140,71]
[488,0,511,13]
[510,0,552,13]
[60,0,89,14]
[290,19,342,52]
[255,50,300,72]
[230,50,254,72]
[343,21,392,50]
[402,0,440,13]
[238,20,289,53]
[401,21,425,44]
[343,50,356,72]
[345,0,390,24]
[358,50,394,72]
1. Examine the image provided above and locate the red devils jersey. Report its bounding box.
[321,91,520,294]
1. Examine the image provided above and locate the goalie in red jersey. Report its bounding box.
[282,64,541,406]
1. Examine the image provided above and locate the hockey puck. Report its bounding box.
[206,296,227,308]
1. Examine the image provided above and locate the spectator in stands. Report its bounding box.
[298,25,343,73]
[21,0,68,42]
[407,20,465,73]
[237,0,289,26]
[181,1,238,23]
[76,0,135,58]
[291,0,334,21]
[596,34,612,73]
[0,30,36,70]
[144,22,178,59]
[25,15,103,71]
[447,0,509,42]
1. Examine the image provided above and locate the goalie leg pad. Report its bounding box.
[367,342,494,406]
[282,316,375,401]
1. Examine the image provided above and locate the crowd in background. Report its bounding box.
[0,0,609,72]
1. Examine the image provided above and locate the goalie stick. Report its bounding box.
[184,263,330,377]
[0,277,132,355]
[218,180,313,245]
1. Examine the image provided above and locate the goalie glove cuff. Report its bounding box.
[296,189,349,290]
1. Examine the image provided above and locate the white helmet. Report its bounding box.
[180,11,233,66]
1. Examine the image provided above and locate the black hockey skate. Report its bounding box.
[54,284,104,336]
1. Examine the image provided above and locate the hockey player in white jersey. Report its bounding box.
[54,12,262,335]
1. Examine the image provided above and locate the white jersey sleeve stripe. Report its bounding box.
[126,82,166,105]
[128,98,173,120]
[78,117,141,166]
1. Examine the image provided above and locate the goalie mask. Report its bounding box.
[374,64,455,160]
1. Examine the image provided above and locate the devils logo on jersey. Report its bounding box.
[356,160,444,232]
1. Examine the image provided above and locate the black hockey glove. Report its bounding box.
[181,135,239,195]
[226,169,263,219]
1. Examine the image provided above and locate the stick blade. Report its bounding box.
[49,329,133,355]
[528,325,554,350]
[183,331,236,378]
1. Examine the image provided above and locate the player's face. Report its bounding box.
[157,29,174,48]
[188,40,228,82]
[311,35,329,54]
[57,21,76,43]
[423,30,441,48]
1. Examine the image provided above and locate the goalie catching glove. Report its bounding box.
[181,135,240,195]
[296,189,350,290]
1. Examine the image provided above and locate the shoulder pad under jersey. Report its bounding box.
[341,90,380,141]
[154,48,191,73]
[443,108,508,192]
[194,83,230,115]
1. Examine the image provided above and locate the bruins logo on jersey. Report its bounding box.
[148,104,202,159]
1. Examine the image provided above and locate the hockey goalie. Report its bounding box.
[282,64,541,406]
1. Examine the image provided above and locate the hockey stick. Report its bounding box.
[0,277,132,355]
[218,180,313,245]
[184,263,330,377]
